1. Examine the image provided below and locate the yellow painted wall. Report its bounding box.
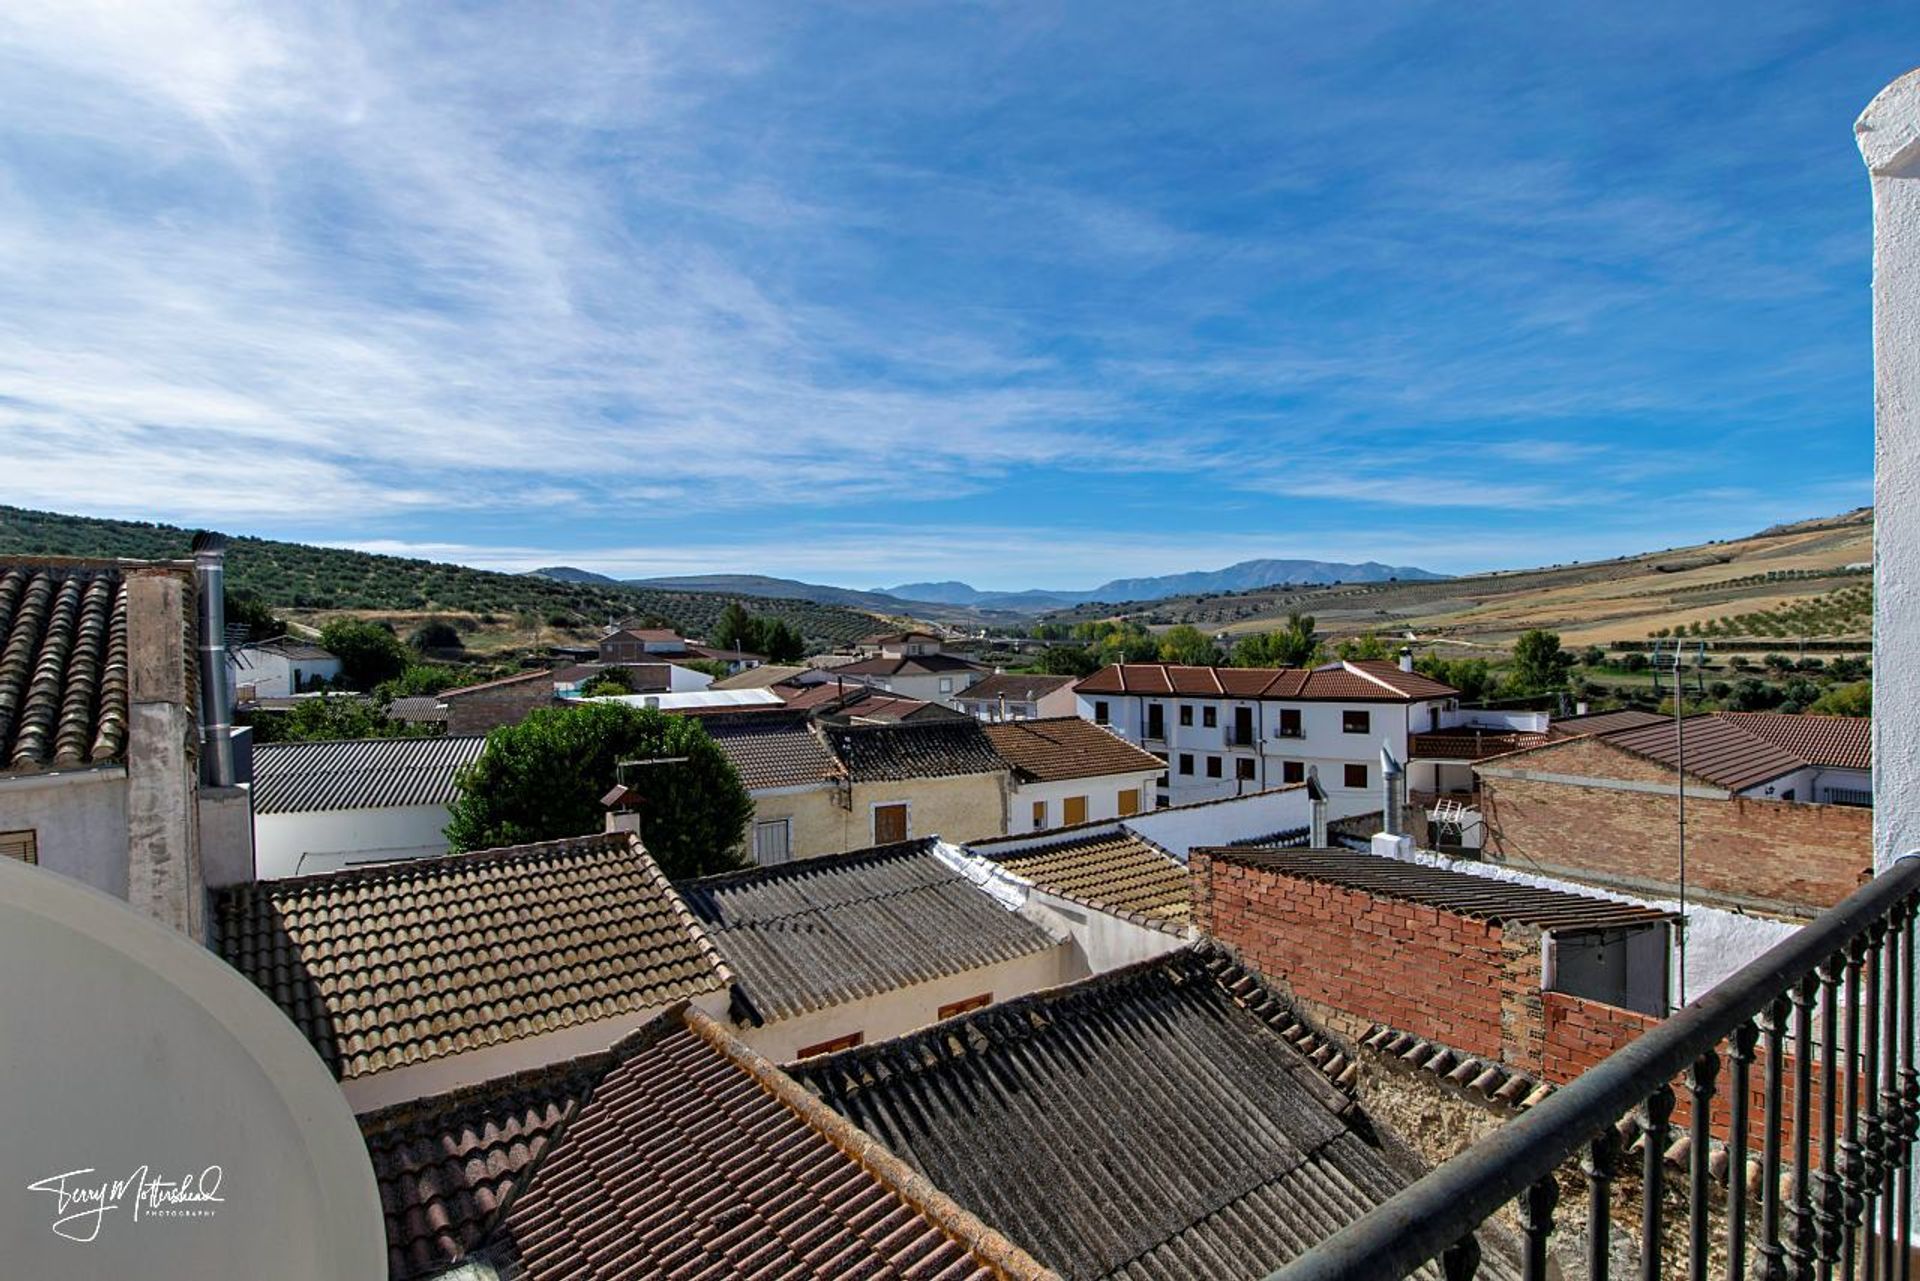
[745,772,1009,861]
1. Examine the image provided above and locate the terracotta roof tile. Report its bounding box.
[1544,708,1666,739]
[0,563,130,772]
[1720,711,1870,771]
[213,832,729,1081]
[987,829,1191,925]
[956,673,1076,705]
[1601,715,1810,792]
[1075,660,1456,703]
[982,717,1165,783]
[365,1006,1054,1281]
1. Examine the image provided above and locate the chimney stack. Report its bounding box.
[190,531,235,788]
[1307,767,1328,847]
[1379,742,1406,837]
[1397,646,1415,674]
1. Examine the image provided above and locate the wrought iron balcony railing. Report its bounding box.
[1274,856,1920,1281]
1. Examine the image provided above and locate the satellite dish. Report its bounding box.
[0,859,382,1279]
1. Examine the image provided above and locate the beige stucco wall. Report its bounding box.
[748,772,1010,862]
[732,942,1083,1063]
[0,766,131,898]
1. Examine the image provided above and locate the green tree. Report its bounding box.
[225,589,284,642]
[1038,644,1099,677]
[1157,624,1217,666]
[408,620,463,652]
[712,602,760,653]
[1808,681,1871,716]
[446,702,753,879]
[1232,613,1317,668]
[1510,629,1574,693]
[372,664,461,701]
[681,658,733,681]
[1333,632,1392,662]
[757,618,806,663]
[318,618,409,689]
[1416,655,1495,702]
[245,693,438,744]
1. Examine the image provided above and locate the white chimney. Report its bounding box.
[1576,700,1590,717]
[1397,646,1414,673]
[1861,70,1920,872]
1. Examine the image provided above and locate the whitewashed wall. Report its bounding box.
[253,804,453,880]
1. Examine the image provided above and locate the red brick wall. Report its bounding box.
[444,680,556,736]
[1192,849,1544,1069]
[1478,738,1870,912]
[1541,989,1659,1083]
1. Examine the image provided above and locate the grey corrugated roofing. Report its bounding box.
[0,562,131,772]
[384,695,449,723]
[703,712,839,791]
[789,947,1517,1280]
[822,719,1009,782]
[1208,847,1678,931]
[249,735,487,813]
[677,839,1065,1023]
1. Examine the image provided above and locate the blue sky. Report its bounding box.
[0,4,1911,589]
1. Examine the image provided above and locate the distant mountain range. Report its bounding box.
[524,557,1446,620]
[882,559,1446,608]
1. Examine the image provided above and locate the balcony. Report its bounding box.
[1273,856,1920,1281]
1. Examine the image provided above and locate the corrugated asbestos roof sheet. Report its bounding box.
[1210,847,1678,931]
[496,1007,1040,1281]
[359,1005,1046,1281]
[704,712,839,791]
[822,719,1009,782]
[1720,711,1870,771]
[213,832,730,1080]
[982,717,1166,783]
[0,563,130,772]
[989,829,1190,924]
[677,839,1065,1023]
[789,947,1515,1281]
[1602,715,1809,792]
[384,695,449,723]
[1074,659,1457,703]
[248,735,487,813]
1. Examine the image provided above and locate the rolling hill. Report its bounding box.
[0,507,890,647]
[1043,508,1875,650]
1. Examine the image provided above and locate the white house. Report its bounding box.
[248,735,487,878]
[830,631,986,707]
[231,636,343,699]
[982,716,1168,832]
[954,672,1079,722]
[1073,657,1459,815]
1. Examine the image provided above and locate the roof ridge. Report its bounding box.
[675,836,939,890]
[683,1008,1061,1280]
[221,828,635,896]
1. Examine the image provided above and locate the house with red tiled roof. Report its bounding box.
[1472,711,1874,915]
[1073,657,1460,813]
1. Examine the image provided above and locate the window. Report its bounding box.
[938,993,993,1020]
[1202,706,1218,728]
[873,802,909,844]
[1278,708,1302,738]
[797,1032,864,1059]
[1282,761,1305,784]
[1236,758,1256,782]
[1093,700,1110,725]
[1205,756,1222,779]
[939,677,954,693]
[1178,753,1194,775]
[1179,704,1194,727]
[1345,762,1369,789]
[1146,704,1166,739]
[1063,795,1089,825]
[1032,799,1048,828]
[752,819,792,866]
[1342,709,1371,734]
[1117,788,1140,816]
[0,829,36,864]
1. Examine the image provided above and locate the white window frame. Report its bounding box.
[753,818,793,866]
